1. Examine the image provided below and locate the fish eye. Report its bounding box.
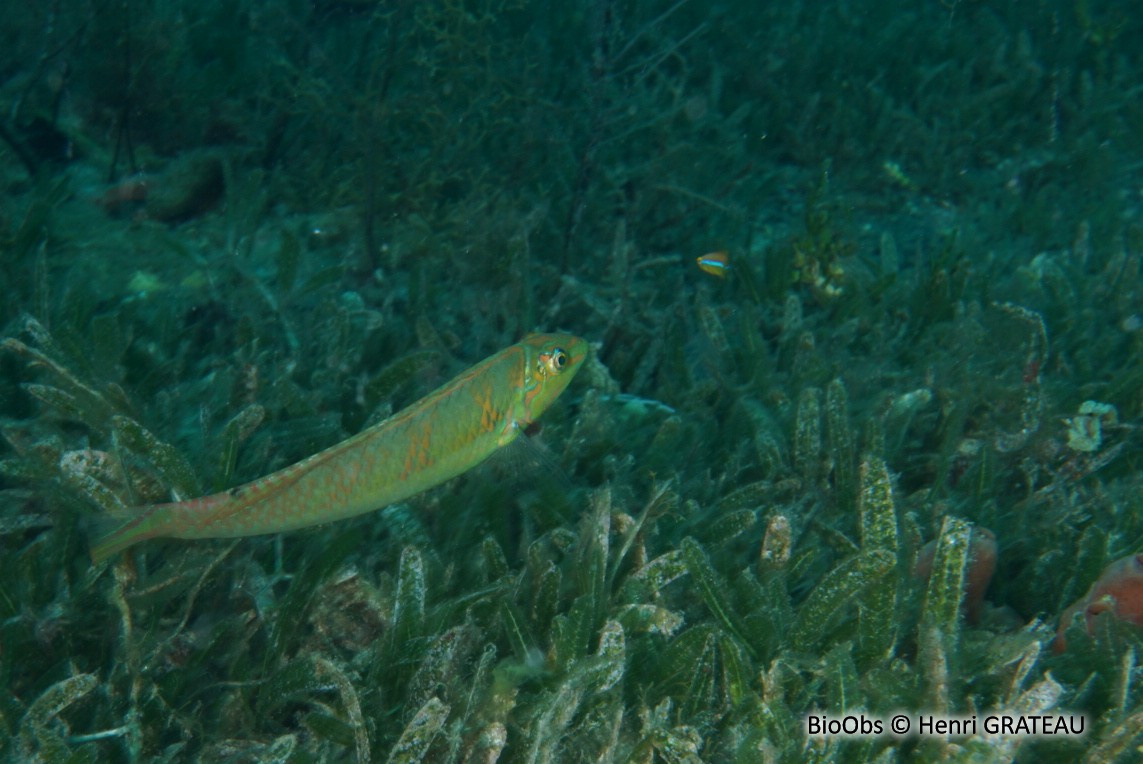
[541,348,568,375]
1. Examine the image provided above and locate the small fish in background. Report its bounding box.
[695,250,731,278]
[93,153,225,222]
[1054,553,1143,653]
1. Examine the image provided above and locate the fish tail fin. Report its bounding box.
[88,505,166,564]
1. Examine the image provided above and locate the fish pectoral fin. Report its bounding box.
[86,504,164,565]
[490,433,576,497]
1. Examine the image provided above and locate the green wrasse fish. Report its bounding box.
[91,333,587,563]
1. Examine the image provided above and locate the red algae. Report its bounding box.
[1054,554,1143,654]
[95,175,152,214]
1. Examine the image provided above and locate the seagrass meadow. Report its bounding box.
[1,0,1142,761]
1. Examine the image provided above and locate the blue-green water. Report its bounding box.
[0,1,1141,761]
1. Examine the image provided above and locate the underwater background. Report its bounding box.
[1,0,1142,761]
